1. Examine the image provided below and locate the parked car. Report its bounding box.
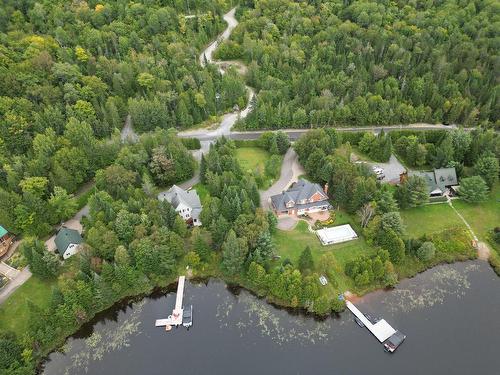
[372,165,384,175]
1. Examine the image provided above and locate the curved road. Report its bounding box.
[180,7,255,140]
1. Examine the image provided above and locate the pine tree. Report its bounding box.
[250,231,275,264]
[200,154,207,184]
[221,230,248,275]
[298,246,314,273]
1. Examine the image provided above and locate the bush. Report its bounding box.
[429,196,448,203]
[488,251,500,276]
[416,241,436,262]
[181,138,201,150]
[459,176,489,203]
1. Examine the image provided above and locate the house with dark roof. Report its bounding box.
[270,179,330,215]
[55,227,83,259]
[158,185,202,226]
[401,167,458,197]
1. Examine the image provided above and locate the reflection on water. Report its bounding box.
[382,263,479,313]
[55,300,145,375]
[42,261,500,375]
[217,292,335,345]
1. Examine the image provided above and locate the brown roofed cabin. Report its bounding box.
[0,225,13,257]
[270,179,330,215]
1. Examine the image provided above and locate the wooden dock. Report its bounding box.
[155,276,185,328]
[345,301,396,342]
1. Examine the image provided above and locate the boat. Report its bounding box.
[364,313,380,325]
[354,317,365,328]
[384,331,406,353]
[182,305,193,328]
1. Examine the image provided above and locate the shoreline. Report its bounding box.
[37,255,481,372]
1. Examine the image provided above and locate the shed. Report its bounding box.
[55,227,83,259]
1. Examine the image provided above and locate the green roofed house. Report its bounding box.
[402,167,458,197]
[0,225,8,243]
[55,227,83,259]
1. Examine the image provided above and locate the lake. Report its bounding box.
[41,261,500,375]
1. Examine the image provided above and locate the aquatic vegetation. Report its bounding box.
[60,301,145,374]
[383,264,479,313]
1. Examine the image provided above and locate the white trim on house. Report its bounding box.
[63,243,81,259]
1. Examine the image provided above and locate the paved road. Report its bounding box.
[259,148,305,210]
[0,267,32,305]
[0,262,20,279]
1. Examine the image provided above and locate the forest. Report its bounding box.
[217,0,499,129]
[0,0,246,237]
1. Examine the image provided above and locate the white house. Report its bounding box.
[158,185,202,226]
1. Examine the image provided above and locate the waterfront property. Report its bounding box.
[400,167,458,197]
[316,224,358,245]
[270,179,330,216]
[158,185,203,226]
[54,227,83,259]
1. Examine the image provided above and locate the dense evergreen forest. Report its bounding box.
[0,0,246,236]
[217,0,499,129]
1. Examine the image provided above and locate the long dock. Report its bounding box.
[155,276,185,327]
[346,301,396,342]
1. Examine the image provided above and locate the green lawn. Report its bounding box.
[0,277,55,335]
[235,147,280,189]
[273,218,374,291]
[453,183,500,244]
[236,147,270,172]
[400,203,465,237]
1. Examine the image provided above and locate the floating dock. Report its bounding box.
[346,300,406,352]
[155,276,186,328]
[346,301,396,342]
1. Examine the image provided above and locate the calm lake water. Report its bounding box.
[41,261,500,375]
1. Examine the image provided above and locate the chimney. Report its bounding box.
[399,171,408,184]
[324,183,329,194]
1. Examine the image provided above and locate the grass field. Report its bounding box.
[400,203,465,237]
[273,218,374,291]
[453,183,500,243]
[235,147,280,189]
[236,147,270,172]
[0,277,54,334]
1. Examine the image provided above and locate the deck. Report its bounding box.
[155,276,185,327]
[345,301,396,342]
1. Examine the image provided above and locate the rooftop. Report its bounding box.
[270,179,328,211]
[54,227,83,253]
[158,185,202,210]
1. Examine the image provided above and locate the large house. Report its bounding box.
[401,167,458,197]
[55,227,83,259]
[158,185,202,226]
[270,179,330,215]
